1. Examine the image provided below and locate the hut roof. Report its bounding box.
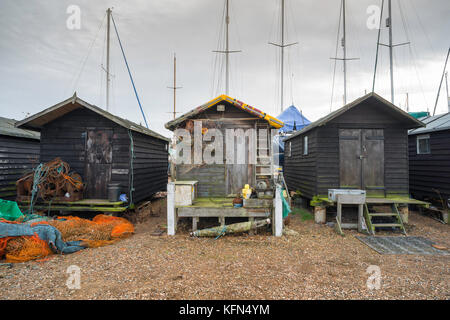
[164,94,284,131]
[0,116,40,140]
[408,112,450,135]
[284,92,424,142]
[15,93,170,142]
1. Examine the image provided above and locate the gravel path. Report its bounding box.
[0,205,448,300]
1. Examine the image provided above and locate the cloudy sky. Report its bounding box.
[0,0,449,137]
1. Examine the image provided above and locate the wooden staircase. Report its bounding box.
[363,202,407,235]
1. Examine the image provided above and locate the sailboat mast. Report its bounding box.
[433,47,450,115]
[388,0,394,104]
[225,0,230,95]
[281,0,285,112]
[168,53,182,120]
[269,0,297,112]
[106,8,112,111]
[173,54,177,119]
[213,0,240,96]
[331,0,358,106]
[342,0,347,104]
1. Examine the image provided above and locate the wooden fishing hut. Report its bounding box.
[15,93,170,213]
[164,94,286,235]
[283,93,429,233]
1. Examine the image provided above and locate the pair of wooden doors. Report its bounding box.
[339,129,385,196]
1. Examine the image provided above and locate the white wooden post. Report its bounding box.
[274,184,283,237]
[167,182,176,235]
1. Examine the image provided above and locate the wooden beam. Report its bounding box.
[167,182,176,235]
[177,207,269,217]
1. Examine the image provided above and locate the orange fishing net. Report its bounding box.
[1,214,134,262]
[4,234,52,263]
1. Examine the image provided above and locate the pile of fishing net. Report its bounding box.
[0,214,134,263]
[46,215,134,247]
[16,157,83,201]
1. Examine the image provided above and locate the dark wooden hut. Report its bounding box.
[0,117,40,200]
[165,94,284,197]
[16,94,170,204]
[408,112,450,203]
[283,93,424,200]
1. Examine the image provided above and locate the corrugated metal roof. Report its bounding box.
[0,116,40,140]
[284,92,424,142]
[165,94,284,131]
[15,93,170,142]
[408,112,450,135]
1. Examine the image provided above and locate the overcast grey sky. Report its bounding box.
[0,0,449,137]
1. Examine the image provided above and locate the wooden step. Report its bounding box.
[368,213,398,217]
[372,223,402,228]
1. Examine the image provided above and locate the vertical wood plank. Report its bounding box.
[274,184,283,237]
[167,182,176,235]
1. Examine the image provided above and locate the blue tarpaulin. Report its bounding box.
[0,222,86,254]
[277,105,311,133]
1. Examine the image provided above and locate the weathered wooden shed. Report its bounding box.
[283,93,424,200]
[0,117,40,200]
[15,94,170,205]
[165,94,285,235]
[165,94,284,197]
[408,112,450,202]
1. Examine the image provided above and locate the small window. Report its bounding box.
[303,136,308,155]
[286,141,291,157]
[416,135,430,154]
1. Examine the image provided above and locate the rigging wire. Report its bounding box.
[330,0,343,112]
[229,0,243,97]
[346,3,365,97]
[372,0,384,92]
[211,0,227,96]
[398,0,429,110]
[98,24,107,106]
[110,13,149,128]
[67,12,107,96]
[409,0,437,57]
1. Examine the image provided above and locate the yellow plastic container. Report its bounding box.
[242,184,252,199]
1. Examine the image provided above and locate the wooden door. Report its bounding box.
[339,129,362,189]
[362,129,385,196]
[339,129,385,196]
[84,129,113,199]
[225,126,255,196]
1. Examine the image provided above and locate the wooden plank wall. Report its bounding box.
[284,130,318,199]
[316,126,340,196]
[0,135,40,199]
[177,164,226,197]
[130,131,168,203]
[384,127,409,197]
[409,129,450,200]
[40,108,130,198]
